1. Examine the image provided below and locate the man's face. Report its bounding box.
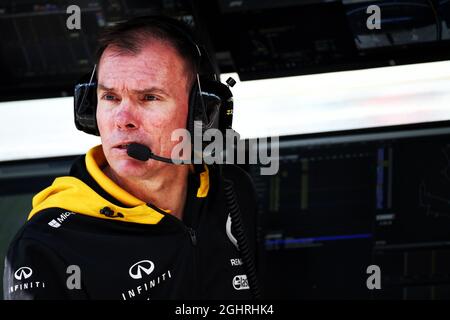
[96,40,190,179]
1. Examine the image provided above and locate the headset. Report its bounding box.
[73,15,235,143]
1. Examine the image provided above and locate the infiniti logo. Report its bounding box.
[129,260,155,280]
[14,267,33,280]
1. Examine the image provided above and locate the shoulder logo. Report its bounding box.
[10,267,46,294]
[48,211,74,228]
[48,219,61,228]
[14,267,33,280]
[129,260,155,280]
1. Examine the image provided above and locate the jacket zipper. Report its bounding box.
[187,226,199,297]
[158,210,197,246]
[187,227,197,246]
[151,207,199,297]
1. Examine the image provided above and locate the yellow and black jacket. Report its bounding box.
[3,146,257,300]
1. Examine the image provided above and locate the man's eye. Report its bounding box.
[102,94,116,101]
[144,95,158,101]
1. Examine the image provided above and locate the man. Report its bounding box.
[3,16,258,300]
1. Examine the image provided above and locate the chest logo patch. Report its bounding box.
[129,260,155,280]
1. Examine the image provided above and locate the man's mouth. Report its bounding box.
[116,144,131,150]
[114,141,149,152]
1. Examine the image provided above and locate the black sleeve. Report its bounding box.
[3,236,71,300]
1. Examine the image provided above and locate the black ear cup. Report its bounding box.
[186,76,234,143]
[74,76,99,136]
[200,78,234,133]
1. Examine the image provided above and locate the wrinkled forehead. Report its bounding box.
[97,40,191,92]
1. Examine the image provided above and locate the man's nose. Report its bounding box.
[115,101,139,131]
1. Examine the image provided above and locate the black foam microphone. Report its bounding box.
[127,143,182,164]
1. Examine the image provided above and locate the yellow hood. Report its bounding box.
[28,145,209,224]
